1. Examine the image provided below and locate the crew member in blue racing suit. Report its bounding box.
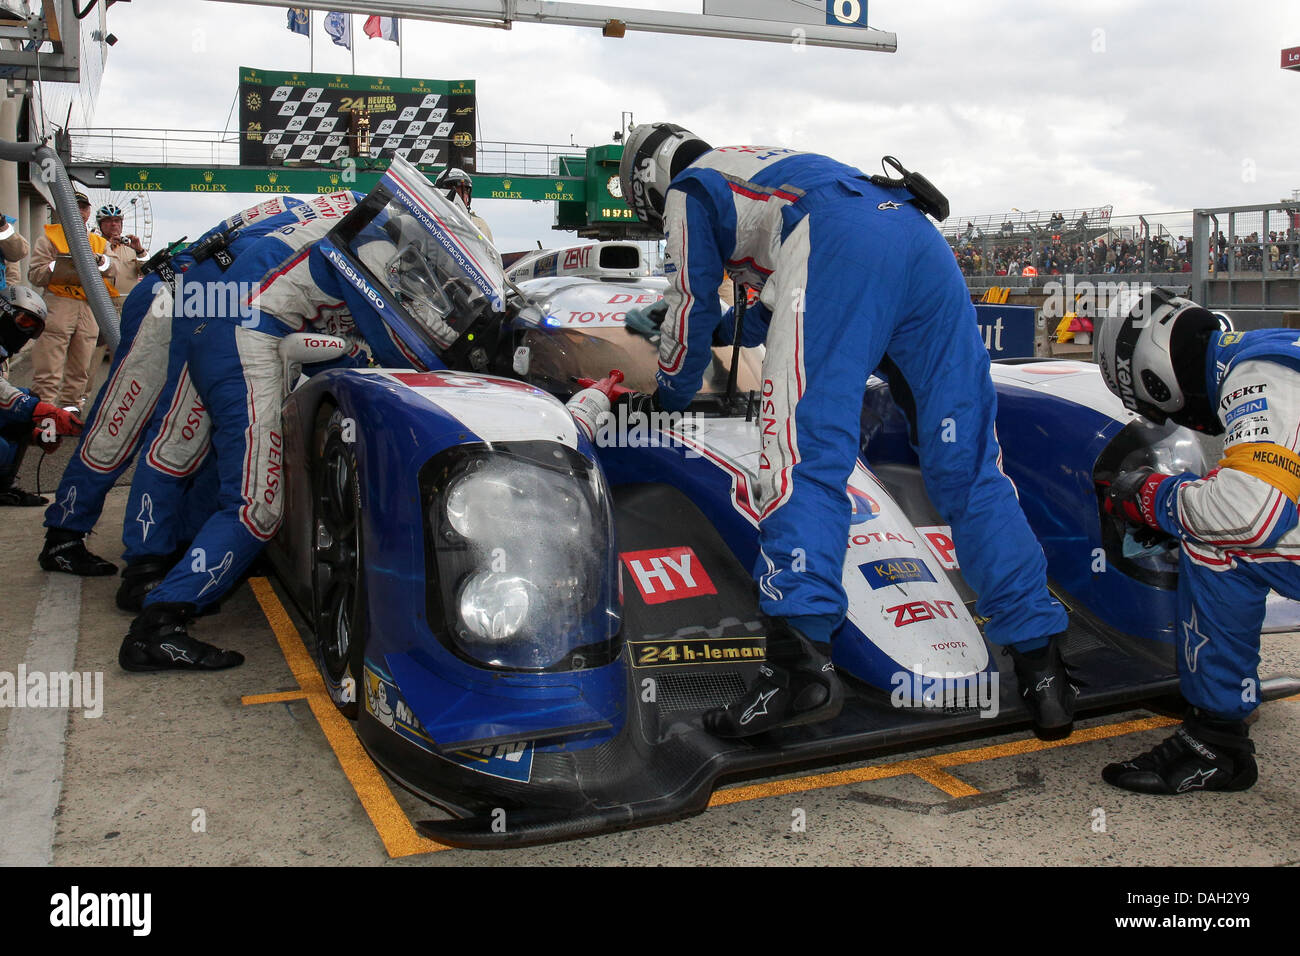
[112,195,365,611]
[1096,289,1300,793]
[118,165,467,673]
[618,124,1072,738]
[38,196,313,578]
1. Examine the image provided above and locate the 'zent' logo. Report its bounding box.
[886,599,958,627]
[621,546,717,605]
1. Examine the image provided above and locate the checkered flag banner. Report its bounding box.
[239,67,476,171]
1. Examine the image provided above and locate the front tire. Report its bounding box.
[311,402,365,718]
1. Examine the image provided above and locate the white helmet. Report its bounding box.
[618,123,712,233]
[2,284,49,323]
[434,167,474,204]
[1093,287,1230,431]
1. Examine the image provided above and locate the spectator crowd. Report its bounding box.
[948,212,1299,280]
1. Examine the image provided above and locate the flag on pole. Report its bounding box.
[324,11,353,49]
[364,16,400,43]
[286,7,309,36]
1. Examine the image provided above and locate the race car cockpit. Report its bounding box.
[321,156,509,374]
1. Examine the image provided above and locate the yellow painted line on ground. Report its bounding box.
[242,578,1195,839]
[241,690,309,706]
[912,764,982,798]
[708,714,1179,808]
[247,578,449,858]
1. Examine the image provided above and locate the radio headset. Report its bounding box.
[868,156,951,223]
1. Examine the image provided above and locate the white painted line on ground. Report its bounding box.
[0,574,83,866]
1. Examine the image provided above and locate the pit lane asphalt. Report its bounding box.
[0,485,1296,866]
[1,363,1298,866]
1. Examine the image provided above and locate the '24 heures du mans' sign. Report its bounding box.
[237,67,477,172]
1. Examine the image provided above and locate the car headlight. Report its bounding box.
[457,572,538,643]
[421,442,620,672]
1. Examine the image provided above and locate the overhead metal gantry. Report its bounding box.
[0,0,90,83]
[209,0,898,52]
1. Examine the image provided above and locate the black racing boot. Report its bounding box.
[703,617,843,738]
[118,602,244,673]
[39,528,118,575]
[115,556,176,612]
[1008,633,1078,740]
[1102,709,1257,795]
[0,425,42,505]
[1,486,48,506]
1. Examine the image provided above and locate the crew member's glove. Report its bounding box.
[1102,467,1168,529]
[31,402,83,452]
[624,300,667,342]
[616,389,662,418]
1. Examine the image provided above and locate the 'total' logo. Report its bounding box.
[621,546,717,605]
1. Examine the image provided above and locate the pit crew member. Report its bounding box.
[38,196,315,580]
[618,123,1072,738]
[0,286,83,506]
[118,177,464,672]
[26,191,120,410]
[1096,289,1298,793]
[435,167,493,242]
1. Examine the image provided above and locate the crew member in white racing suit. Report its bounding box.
[38,196,315,579]
[1097,289,1300,793]
[618,124,1072,738]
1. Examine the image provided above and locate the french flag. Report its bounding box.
[364,15,399,42]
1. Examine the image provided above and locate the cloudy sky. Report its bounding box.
[75,0,1300,253]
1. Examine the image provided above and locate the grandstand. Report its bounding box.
[943,206,1113,246]
[946,199,1300,342]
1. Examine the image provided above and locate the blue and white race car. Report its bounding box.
[264,168,1299,847]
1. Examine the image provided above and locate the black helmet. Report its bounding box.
[618,123,712,233]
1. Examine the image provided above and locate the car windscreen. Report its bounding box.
[332,156,506,358]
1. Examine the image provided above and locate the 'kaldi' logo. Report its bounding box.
[886,599,959,627]
[621,546,717,605]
